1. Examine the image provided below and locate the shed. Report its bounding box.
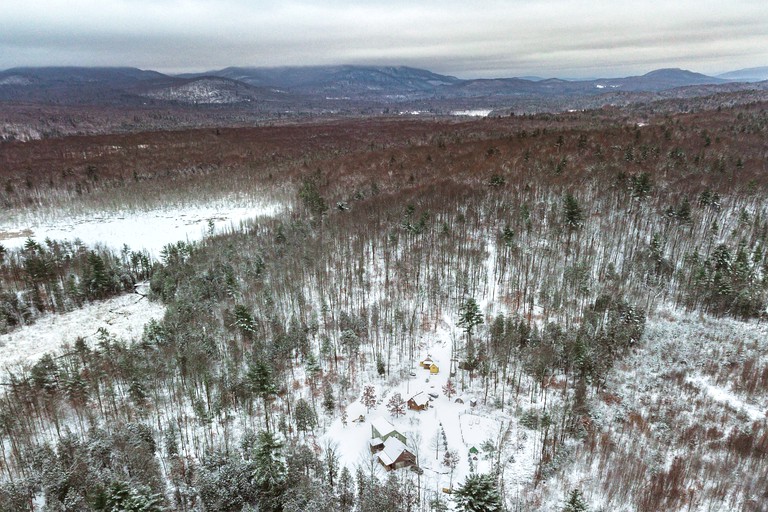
[369,437,384,453]
[420,357,434,369]
[371,416,407,444]
[429,363,439,374]
[407,392,430,411]
[377,437,417,471]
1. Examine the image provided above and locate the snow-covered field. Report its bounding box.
[0,201,283,373]
[0,287,165,372]
[0,202,282,256]
[450,109,493,117]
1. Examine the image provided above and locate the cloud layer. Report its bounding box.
[2,0,767,77]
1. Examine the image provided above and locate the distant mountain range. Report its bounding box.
[716,66,768,82]
[178,65,462,96]
[0,64,765,109]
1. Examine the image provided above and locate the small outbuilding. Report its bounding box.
[407,392,430,411]
[429,363,439,374]
[369,437,385,453]
[420,357,434,369]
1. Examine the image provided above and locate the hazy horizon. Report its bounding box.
[1,62,766,82]
[2,1,767,80]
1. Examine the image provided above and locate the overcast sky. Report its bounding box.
[2,0,766,78]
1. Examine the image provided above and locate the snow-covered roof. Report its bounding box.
[378,437,410,466]
[369,437,383,447]
[371,416,397,437]
[409,392,430,406]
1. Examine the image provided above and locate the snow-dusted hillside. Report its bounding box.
[0,102,766,512]
[0,75,33,86]
[536,310,768,511]
[143,77,255,104]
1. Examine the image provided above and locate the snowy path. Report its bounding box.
[688,375,766,422]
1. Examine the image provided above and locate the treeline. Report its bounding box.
[0,239,152,332]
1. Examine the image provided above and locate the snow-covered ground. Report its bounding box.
[324,316,539,497]
[0,287,164,372]
[540,308,768,511]
[0,200,283,374]
[687,374,765,422]
[450,109,493,117]
[0,203,282,256]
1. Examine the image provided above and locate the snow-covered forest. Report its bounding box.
[0,101,766,511]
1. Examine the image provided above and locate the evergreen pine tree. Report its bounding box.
[248,359,278,431]
[453,473,502,512]
[322,385,336,416]
[458,298,483,337]
[295,398,317,434]
[252,430,287,512]
[563,488,589,512]
[103,481,164,512]
[337,467,355,512]
[563,193,584,231]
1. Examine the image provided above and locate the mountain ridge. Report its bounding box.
[0,64,764,110]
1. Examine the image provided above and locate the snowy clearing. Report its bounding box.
[450,109,493,117]
[324,319,539,496]
[0,202,282,256]
[0,289,165,372]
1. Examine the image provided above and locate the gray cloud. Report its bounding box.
[1,0,766,77]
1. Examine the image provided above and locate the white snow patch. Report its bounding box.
[459,414,499,447]
[143,79,250,104]
[450,109,492,117]
[0,75,32,86]
[688,375,765,422]
[0,203,282,256]
[0,291,165,372]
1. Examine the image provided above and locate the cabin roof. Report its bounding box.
[409,392,430,406]
[371,416,397,437]
[378,437,410,466]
